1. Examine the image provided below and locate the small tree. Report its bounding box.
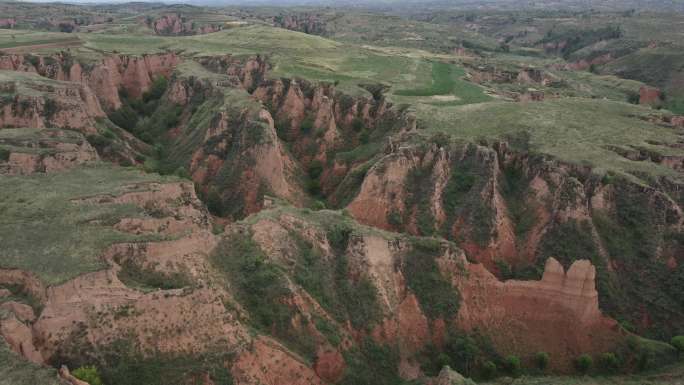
[535,351,550,371]
[598,352,620,373]
[575,354,593,374]
[72,366,103,385]
[504,355,522,377]
[671,336,684,355]
[480,360,497,380]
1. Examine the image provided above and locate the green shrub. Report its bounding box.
[405,166,437,236]
[117,259,190,291]
[24,54,40,67]
[311,200,326,210]
[306,179,322,196]
[387,210,403,227]
[534,351,549,371]
[86,134,113,149]
[327,224,352,253]
[575,354,593,374]
[308,160,323,179]
[92,340,233,385]
[43,98,58,120]
[540,219,598,267]
[442,167,476,214]
[211,234,293,334]
[206,188,224,216]
[0,147,10,161]
[341,338,401,385]
[294,225,379,331]
[404,238,460,319]
[598,352,620,373]
[72,366,103,385]
[481,360,497,380]
[671,336,684,354]
[351,117,364,132]
[300,115,314,134]
[143,76,168,102]
[503,355,522,377]
[109,104,139,131]
[625,335,678,372]
[314,316,341,347]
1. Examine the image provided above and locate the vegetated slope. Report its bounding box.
[0,339,66,385]
[1,6,684,385]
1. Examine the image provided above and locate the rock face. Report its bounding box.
[0,180,326,385]
[0,52,179,110]
[429,366,476,385]
[181,55,411,218]
[0,18,16,29]
[243,210,628,376]
[232,338,324,385]
[457,258,622,371]
[0,315,44,364]
[348,142,520,269]
[639,85,662,105]
[272,14,327,35]
[145,14,222,36]
[0,129,99,175]
[0,73,105,133]
[163,67,306,219]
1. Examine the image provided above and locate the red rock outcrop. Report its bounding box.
[186,99,305,217]
[0,74,105,132]
[456,257,622,371]
[0,52,179,110]
[145,14,222,36]
[639,85,662,105]
[348,142,519,269]
[567,53,614,71]
[273,14,326,35]
[0,129,98,175]
[0,314,44,364]
[0,178,325,385]
[347,137,684,280]
[232,337,324,385]
[0,18,16,29]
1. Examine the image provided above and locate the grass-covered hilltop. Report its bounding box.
[1,1,684,385]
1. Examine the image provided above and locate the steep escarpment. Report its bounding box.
[0,175,324,385]
[0,71,104,132]
[0,52,179,111]
[211,207,632,379]
[0,52,180,165]
[247,70,414,209]
[457,258,622,372]
[0,128,98,175]
[143,13,223,36]
[347,134,684,341]
[0,44,680,385]
[139,64,305,219]
[271,13,327,35]
[148,55,412,219]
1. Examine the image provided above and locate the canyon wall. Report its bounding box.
[0,52,179,110]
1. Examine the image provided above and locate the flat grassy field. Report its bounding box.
[416,98,684,181]
[0,30,80,53]
[0,163,180,284]
[393,61,492,105]
[72,23,490,99]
